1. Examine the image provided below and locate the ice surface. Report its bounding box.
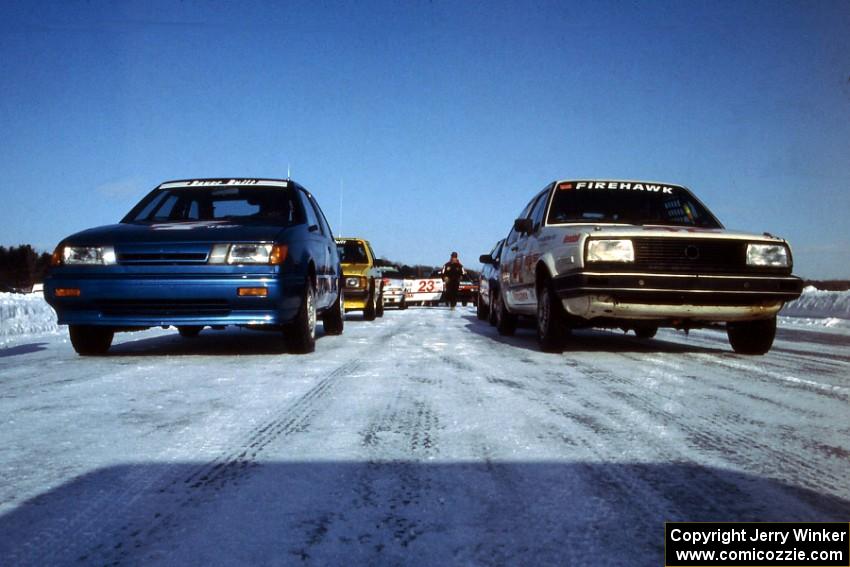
[0,306,848,566]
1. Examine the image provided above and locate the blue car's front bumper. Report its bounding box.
[45,266,305,328]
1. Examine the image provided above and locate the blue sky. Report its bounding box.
[1,0,848,278]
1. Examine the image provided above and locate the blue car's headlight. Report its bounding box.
[53,245,117,265]
[208,243,287,265]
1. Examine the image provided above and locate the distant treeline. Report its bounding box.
[0,245,52,292]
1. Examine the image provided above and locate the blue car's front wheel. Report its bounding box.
[69,325,114,356]
[285,281,317,354]
[322,289,344,336]
[177,326,203,338]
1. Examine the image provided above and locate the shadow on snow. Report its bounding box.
[102,316,380,357]
[1,461,847,566]
[0,342,49,358]
[461,314,724,355]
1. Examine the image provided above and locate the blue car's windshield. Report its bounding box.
[123,186,302,226]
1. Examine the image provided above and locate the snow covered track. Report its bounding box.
[1,309,849,566]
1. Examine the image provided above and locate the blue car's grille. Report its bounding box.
[96,299,230,316]
[117,252,209,265]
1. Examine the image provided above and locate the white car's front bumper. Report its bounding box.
[561,294,784,322]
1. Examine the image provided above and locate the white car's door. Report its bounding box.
[507,190,550,312]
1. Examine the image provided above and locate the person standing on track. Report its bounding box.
[441,251,465,310]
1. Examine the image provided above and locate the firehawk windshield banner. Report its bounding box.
[558,180,678,194]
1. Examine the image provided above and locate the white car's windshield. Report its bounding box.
[547,183,721,228]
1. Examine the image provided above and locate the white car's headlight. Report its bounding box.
[746,243,789,267]
[586,239,634,263]
[208,243,286,265]
[60,246,117,265]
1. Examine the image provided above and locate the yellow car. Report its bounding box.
[335,237,384,320]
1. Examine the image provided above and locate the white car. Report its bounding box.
[377,267,407,310]
[486,179,803,354]
[404,277,445,306]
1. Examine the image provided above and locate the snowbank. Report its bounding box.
[778,316,850,332]
[0,285,848,344]
[780,286,850,320]
[0,292,60,343]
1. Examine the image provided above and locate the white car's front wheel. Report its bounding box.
[537,280,567,352]
[727,316,776,355]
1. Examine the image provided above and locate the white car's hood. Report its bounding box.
[556,224,787,243]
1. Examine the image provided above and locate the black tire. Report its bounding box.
[537,280,567,352]
[363,284,377,321]
[488,289,498,326]
[476,295,489,320]
[495,291,517,336]
[286,280,317,354]
[727,316,776,355]
[376,291,385,317]
[634,327,658,340]
[177,325,202,338]
[399,298,408,310]
[462,300,468,307]
[322,288,344,335]
[69,325,113,356]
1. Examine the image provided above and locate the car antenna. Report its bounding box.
[339,177,344,236]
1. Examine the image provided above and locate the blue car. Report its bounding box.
[45,178,344,355]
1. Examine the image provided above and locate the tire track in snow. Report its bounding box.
[568,352,849,508]
[7,357,365,567]
[383,319,678,563]
[452,325,847,522]
[437,339,669,564]
[686,352,850,399]
[550,354,840,521]
[286,313,445,563]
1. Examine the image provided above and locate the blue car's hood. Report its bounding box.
[63,221,291,245]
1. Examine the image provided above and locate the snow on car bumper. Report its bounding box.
[44,273,304,327]
[553,272,803,321]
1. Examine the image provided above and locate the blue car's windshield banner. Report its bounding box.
[160,179,289,189]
